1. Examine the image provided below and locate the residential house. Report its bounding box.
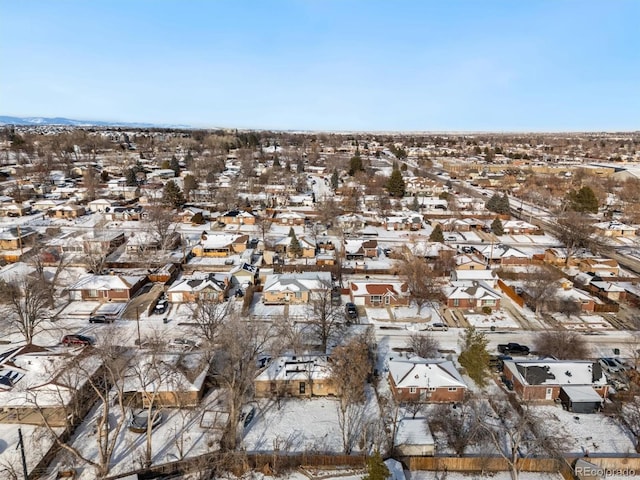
[500,220,540,235]
[594,221,637,237]
[502,358,608,403]
[589,281,626,302]
[445,280,501,310]
[48,204,86,219]
[126,231,162,254]
[87,198,115,213]
[388,357,467,403]
[344,239,378,260]
[578,258,620,277]
[230,262,258,287]
[454,254,487,270]
[104,206,143,221]
[254,355,336,398]
[82,231,127,255]
[451,269,498,288]
[192,233,248,257]
[0,344,102,427]
[349,280,410,307]
[167,273,229,303]
[474,244,530,266]
[68,274,147,302]
[262,271,332,304]
[274,210,306,226]
[0,203,32,217]
[220,209,255,225]
[123,352,209,408]
[384,214,423,231]
[275,235,316,258]
[0,227,37,251]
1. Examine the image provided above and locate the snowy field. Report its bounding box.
[465,311,519,329]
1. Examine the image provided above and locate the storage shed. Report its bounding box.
[394,417,435,456]
[559,385,603,413]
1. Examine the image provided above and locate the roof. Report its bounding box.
[394,417,435,447]
[201,233,248,249]
[446,281,501,301]
[255,355,331,382]
[168,273,227,293]
[503,359,606,387]
[388,357,467,389]
[69,274,145,291]
[263,272,332,293]
[350,281,409,296]
[561,385,604,403]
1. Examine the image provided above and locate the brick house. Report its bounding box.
[167,273,229,303]
[349,280,410,307]
[388,357,467,403]
[594,221,637,237]
[578,258,620,276]
[254,355,336,398]
[474,244,530,266]
[0,227,37,251]
[262,271,332,305]
[192,233,248,257]
[344,238,378,260]
[274,210,306,226]
[48,204,86,219]
[68,274,147,302]
[445,281,501,309]
[502,358,608,402]
[220,209,255,225]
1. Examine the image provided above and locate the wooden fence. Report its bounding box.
[497,279,524,308]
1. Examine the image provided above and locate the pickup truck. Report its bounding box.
[497,343,530,356]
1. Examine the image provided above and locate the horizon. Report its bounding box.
[1,1,639,131]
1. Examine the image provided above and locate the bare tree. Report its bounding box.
[144,204,177,250]
[406,332,440,358]
[329,332,374,453]
[29,330,134,478]
[187,298,234,347]
[400,254,444,315]
[430,398,484,456]
[556,212,595,265]
[215,316,274,451]
[255,214,273,246]
[522,266,561,314]
[533,329,590,359]
[0,277,51,344]
[307,280,343,353]
[615,396,640,452]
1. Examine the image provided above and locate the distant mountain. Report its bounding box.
[0,115,190,129]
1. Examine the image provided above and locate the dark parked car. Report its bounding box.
[153,299,169,315]
[498,342,530,356]
[89,315,111,324]
[62,334,93,346]
[345,302,358,320]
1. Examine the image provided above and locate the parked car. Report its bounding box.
[128,408,163,433]
[497,343,530,356]
[153,299,169,315]
[168,338,198,350]
[89,315,111,324]
[240,405,256,428]
[62,334,93,346]
[345,302,358,320]
[599,357,622,374]
[426,322,449,331]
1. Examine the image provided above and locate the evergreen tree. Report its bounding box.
[387,168,406,197]
[331,170,339,190]
[348,154,363,176]
[567,186,599,213]
[363,451,389,480]
[411,194,420,212]
[491,217,504,236]
[486,193,510,214]
[429,224,445,243]
[125,168,137,186]
[289,229,302,257]
[162,180,185,208]
[458,326,490,387]
[170,156,180,177]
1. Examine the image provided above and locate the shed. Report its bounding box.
[394,417,435,456]
[559,386,603,413]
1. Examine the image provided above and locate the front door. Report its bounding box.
[299,382,306,395]
[545,388,553,400]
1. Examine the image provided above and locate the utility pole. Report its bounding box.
[17,427,28,480]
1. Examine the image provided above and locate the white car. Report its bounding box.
[168,338,198,351]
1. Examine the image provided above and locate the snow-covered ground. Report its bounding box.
[465,311,519,329]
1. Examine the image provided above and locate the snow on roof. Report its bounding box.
[168,273,227,293]
[263,272,331,293]
[123,352,208,394]
[504,359,606,387]
[394,417,435,446]
[201,233,247,249]
[561,385,604,403]
[69,274,145,291]
[388,357,466,389]
[446,281,501,300]
[255,355,331,382]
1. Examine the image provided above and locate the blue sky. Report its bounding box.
[1,1,639,131]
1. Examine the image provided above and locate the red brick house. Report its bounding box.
[68,274,147,302]
[502,359,608,402]
[388,357,467,403]
[349,280,410,307]
[445,281,501,309]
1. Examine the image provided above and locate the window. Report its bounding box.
[453,299,460,307]
[295,292,302,299]
[448,387,457,392]
[371,295,382,304]
[428,387,436,392]
[299,382,306,395]
[409,387,417,394]
[482,299,496,306]
[384,296,390,305]
[88,289,98,298]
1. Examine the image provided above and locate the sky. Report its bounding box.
[1,0,639,131]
